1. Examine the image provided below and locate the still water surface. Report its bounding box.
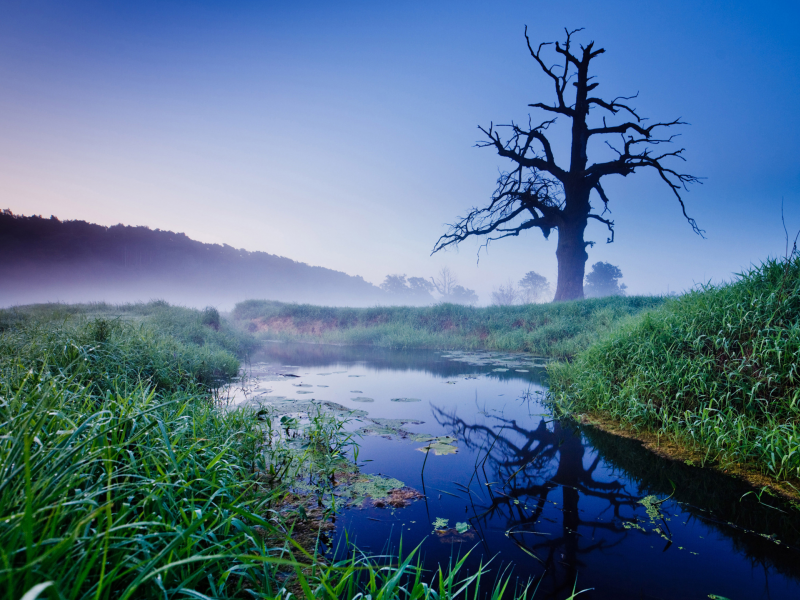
[235,343,800,600]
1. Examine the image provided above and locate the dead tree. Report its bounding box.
[433,27,702,301]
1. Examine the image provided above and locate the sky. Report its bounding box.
[1,0,799,302]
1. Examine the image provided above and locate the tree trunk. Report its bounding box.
[553,220,588,301]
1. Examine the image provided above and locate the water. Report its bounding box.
[233,342,800,600]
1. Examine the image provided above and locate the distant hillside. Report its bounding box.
[0,210,384,308]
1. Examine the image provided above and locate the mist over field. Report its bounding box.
[0,211,386,309]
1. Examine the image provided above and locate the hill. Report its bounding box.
[0,209,383,308]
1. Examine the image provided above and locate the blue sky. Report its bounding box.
[1,0,799,301]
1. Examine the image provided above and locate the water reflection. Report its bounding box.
[433,398,800,599]
[434,405,644,597]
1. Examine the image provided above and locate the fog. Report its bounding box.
[0,211,473,310]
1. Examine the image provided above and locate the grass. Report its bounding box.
[232,296,664,359]
[0,303,584,599]
[548,257,800,483]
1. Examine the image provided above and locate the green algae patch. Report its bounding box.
[390,397,422,403]
[433,517,449,531]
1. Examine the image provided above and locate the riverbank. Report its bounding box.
[232,295,664,359]
[548,257,800,496]
[0,303,548,599]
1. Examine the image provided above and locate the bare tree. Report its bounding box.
[433,27,702,301]
[491,279,518,305]
[430,267,479,305]
[430,266,458,297]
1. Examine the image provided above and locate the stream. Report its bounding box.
[230,342,800,600]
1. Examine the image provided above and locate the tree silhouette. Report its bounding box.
[433,27,701,301]
[430,267,479,305]
[519,271,551,303]
[583,261,627,297]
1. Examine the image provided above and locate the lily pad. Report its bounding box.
[350,390,363,393]
[317,385,329,388]
[292,383,313,388]
[390,397,422,403]
[351,397,375,403]
[296,391,314,394]
[455,522,470,534]
[417,442,458,456]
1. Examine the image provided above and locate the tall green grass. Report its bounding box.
[0,300,258,361]
[548,257,800,481]
[233,296,664,359]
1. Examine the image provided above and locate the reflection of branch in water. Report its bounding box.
[432,404,641,598]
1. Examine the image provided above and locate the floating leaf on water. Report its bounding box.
[410,433,437,443]
[296,391,314,394]
[348,375,364,377]
[515,369,529,373]
[317,385,329,388]
[417,442,458,456]
[391,397,422,403]
[455,522,470,534]
[350,390,363,393]
[492,368,509,372]
[292,383,313,388]
[351,397,375,403]
[433,517,449,530]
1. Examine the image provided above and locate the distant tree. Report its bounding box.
[518,271,551,304]
[380,274,435,304]
[430,267,478,305]
[407,276,435,298]
[448,285,479,305]
[583,262,627,298]
[491,280,519,306]
[432,27,701,302]
[430,267,458,297]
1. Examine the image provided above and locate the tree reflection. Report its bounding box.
[432,402,641,597]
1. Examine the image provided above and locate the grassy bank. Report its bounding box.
[0,304,564,599]
[548,257,800,487]
[233,296,664,359]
